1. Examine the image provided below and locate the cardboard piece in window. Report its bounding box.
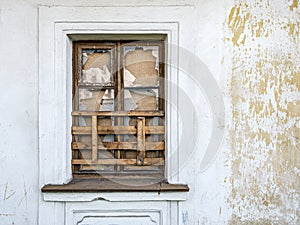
[130,89,157,111]
[125,49,158,86]
[81,51,112,84]
[83,51,111,70]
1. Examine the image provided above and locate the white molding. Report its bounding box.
[67,203,169,225]
[40,20,181,185]
[38,5,196,225]
[43,191,187,202]
[60,22,179,183]
[73,210,161,225]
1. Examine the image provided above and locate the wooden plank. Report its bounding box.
[42,178,189,192]
[72,141,164,150]
[145,126,165,134]
[92,116,98,163]
[72,110,164,117]
[116,41,123,172]
[73,142,134,150]
[72,158,164,166]
[77,43,116,50]
[72,126,136,134]
[80,165,161,171]
[72,142,165,151]
[146,141,164,150]
[73,171,164,179]
[77,84,115,89]
[124,86,159,89]
[72,125,164,135]
[136,117,146,166]
[158,41,165,111]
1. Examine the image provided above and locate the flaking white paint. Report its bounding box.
[226,0,300,224]
[0,0,298,224]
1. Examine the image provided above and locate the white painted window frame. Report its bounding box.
[38,6,197,225]
[39,6,196,200]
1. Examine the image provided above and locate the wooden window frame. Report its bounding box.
[71,40,166,181]
[41,31,188,192]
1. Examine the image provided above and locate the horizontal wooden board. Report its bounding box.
[145,126,165,134]
[72,141,164,150]
[72,126,165,135]
[72,110,164,117]
[42,178,190,193]
[79,165,161,171]
[72,125,135,134]
[72,173,164,179]
[72,158,164,166]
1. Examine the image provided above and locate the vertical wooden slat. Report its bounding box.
[73,43,81,127]
[158,41,165,164]
[116,41,123,171]
[72,43,79,172]
[137,117,146,165]
[158,41,165,111]
[92,116,98,163]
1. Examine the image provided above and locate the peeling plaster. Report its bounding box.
[226,0,300,224]
[289,0,299,11]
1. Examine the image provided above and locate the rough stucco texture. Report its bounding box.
[226,0,299,224]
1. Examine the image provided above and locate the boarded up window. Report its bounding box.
[72,40,165,180]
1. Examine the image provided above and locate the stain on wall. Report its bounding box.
[226,0,299,224]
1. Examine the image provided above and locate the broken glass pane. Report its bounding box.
[124,46,159,87]
[78,89,114,112]
[81,49,113,85]
[124,89,158,111]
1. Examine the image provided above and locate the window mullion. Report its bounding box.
[115,41,123,172]
[136,117,146,166]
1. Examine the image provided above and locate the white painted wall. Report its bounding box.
[1,0,299,224]
[0,0,39,224]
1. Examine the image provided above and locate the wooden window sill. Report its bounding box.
[42,178,189,193]
[42,178,189,202]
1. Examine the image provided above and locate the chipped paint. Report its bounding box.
[226,0,300,224]
[289,0,299,11]
[227,6,250,46]
[287,22,300,43]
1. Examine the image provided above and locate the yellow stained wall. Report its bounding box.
[226,0,299,224]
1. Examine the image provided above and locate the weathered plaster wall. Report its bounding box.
[0,0,39,224]
[0,0,299,224]
[226,0,300,224]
